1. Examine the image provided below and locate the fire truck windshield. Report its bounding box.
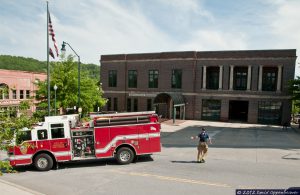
[16,130,32,144]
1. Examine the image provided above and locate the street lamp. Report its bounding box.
[61,41,81,112]
[54,84,58,115]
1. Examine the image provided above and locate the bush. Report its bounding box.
[0,161,15,176]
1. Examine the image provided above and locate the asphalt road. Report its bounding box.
[1,121,300,195]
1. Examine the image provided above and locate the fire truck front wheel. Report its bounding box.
[116,147,135,165]
[34,153,53,171]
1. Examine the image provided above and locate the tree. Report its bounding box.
[35,55,106,117]
[0,101,37,175]
[288,77,300,121]
[0,55,100,79]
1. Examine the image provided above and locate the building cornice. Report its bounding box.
[101,57,296,63]
[103,90,291,100]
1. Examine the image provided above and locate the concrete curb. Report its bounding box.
[0,178,44,195]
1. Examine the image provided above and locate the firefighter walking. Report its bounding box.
[191,128,212,163]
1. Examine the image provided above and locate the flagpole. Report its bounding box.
[47,1,50,116]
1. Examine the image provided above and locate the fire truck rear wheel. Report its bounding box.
[34,153,53,171]
[116,147,135,165]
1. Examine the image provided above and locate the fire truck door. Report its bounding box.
[49,123,72,161]
[149,123,161,152]
[35,129,51,152]
[94,127,111,157]
[138,125,151,154]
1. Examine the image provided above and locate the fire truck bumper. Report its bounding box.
[8,155,32,166]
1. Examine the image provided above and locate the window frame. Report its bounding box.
[262,67,277,91]
[108,70,117,87]
[233,67,248,90]
[147,99,152,111]
[107,97,112,111]
[207,67,219,90]
[128,70,137,88]
[113,97,118,111]
[127,98,132,112]
[50,123,65,139]
[171,69,182,89]
[133,98,138,112]
[37,129,48,140]
[20,90,24,99]
[26,90,30,99]
[258,101,282,125]
[148,70,159,88]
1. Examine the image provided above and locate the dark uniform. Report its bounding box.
[196,129,210,163]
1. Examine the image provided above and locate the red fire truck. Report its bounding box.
[7,111,161,171]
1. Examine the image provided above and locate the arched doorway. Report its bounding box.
[154,93,185,123]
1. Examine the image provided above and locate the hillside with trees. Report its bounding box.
[0,55,100,80]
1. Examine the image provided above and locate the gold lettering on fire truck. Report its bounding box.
[52,142,65,149]
[20,145,28,155]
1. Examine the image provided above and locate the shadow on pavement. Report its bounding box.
[161,124,300,149]
[13,155,154,173]
[171,160,199,164]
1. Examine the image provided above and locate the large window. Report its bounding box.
[108,70,117,87]
[207,67,219,90]
[107,97,112,111]
[171,69,182,89]
[20,90,24,99]
[147,99,152,111]
[113,97,118,111]
[133,98,138,112]
[128,70,137,88]
[234,67,247,90]
[51,123,65,139]
[149,70,159,88]
[202,100,221,121]
[26,90,30,99]
[258,101,281,125]
[127,98,132,112]
[262,67,277,91]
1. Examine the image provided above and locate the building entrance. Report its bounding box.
[229,100,249,122]
[153,93,185,122]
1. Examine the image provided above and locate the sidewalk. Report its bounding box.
[160,119,290,133]
[1,151,43,195]
[0,179,43,195]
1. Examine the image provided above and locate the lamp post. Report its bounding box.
[61,41,81,112]
[53,84,58,115]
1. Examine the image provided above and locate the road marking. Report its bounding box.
[109,169,233,188]
[209,130,220,139]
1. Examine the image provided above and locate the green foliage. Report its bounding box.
[0,55,100,81]
[0,161,16,175]
[288,77,300,108]
[0,102,37,175]
[0,55,47,72]
[35,55,105,116]
[82,63,100,81]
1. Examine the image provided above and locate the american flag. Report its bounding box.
[48,11,58,58]
[49,48,55,59]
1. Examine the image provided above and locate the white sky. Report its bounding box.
[0,0,300,76]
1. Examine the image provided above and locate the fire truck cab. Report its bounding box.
[8,111,161,171]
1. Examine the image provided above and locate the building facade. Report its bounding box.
[0,69,47,115]
[100,49,296,125]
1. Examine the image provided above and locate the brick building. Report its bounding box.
[100,49,296,125]
[0,69,46,115]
